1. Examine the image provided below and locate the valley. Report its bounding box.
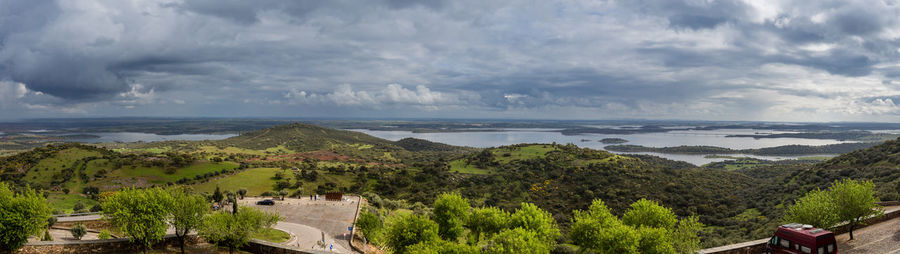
[3,120,900,252]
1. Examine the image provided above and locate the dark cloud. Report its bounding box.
[2,0,900,121]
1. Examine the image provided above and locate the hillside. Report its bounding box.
[372,143,764,247]
[218,122,399,151]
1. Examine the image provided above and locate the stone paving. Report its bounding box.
[239,196,360,253]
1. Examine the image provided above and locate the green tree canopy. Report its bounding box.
[466,206,510,243]
[784,188,840,229]
[622,199,677,230]
[101,187,174,253]
[509,203,560,242]
[484,228,551,254]
[386,214,440,254]
[356,211,383,242]
[169,188,209,254]
[571,199,703,254]
[570,199,640,253]
[407,239,481,254]
[432,192,471,241]
[199,206,280,254]
[0,183,52,251]
[830,179,883,240]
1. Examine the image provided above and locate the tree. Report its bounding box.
[71,223,87,240]
[169,188,209,254]
[408,239,480,254]
[0,183,52,251]
[102,187,174,254]
[831,179,883,240]
[211,186,224,203]
[278,189,289,200]
[622,199,677,230]
[785,189,840,229]
[356,211,383,242]
[386,214,440,254]
[200,206,280,254]
[570,199,640,253]
[571,199,702,254]
[237,188,247,200]
[672,215,704,254]
[509,203,560,242]
[466,206,509,243]
[432,193,471,241]
[484,228,551,254]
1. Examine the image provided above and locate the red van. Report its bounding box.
[766,223,837,254]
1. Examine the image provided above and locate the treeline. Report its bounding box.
[362,144,762,247]
[357,193,703,254]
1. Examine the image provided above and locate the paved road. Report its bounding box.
[274,221,352,253]
[240,196,359,252]
[836,205,900,254]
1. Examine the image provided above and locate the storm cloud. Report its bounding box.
[2,0,900,121]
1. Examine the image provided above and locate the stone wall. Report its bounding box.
[9,235,200,254]
[240,239,319,254]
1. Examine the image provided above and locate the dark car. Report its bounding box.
[256,199,275,206]
[766,223,837,254]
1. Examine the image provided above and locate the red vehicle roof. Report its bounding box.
[774,223,835,245]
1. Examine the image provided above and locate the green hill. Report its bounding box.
[218,122,399,151]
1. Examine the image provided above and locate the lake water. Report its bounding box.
[348,128,846,165]
[66,132,237,143]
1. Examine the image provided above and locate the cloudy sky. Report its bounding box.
[2,0,900,121]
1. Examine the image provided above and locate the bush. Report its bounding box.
[71,224,87,240]
[98,230,111,240]
[90,204,103,212]
[73,201,85,212]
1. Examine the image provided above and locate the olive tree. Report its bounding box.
[0,183,52,251]
[169,188,209,254]
[831,179,883,240]
[199,206,280,254]
[102,187,174,254]
[784,179,883,240]
[785,189,840,229]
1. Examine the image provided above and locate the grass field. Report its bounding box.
[110,161,239,184]
[448,159,491,174]
[23,148,101,187]
[492,145,556,163]
[48,193,99,214]
[197,145,295,156]
[252,228,290,243]
[193,167,286,195]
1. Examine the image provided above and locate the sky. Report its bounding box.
[2,0,900,122]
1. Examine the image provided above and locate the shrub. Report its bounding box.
[98,230,112,240]
[70,224,87,240]
[41,230,53,241]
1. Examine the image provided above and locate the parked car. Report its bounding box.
[256,199,275,206]
[766,223,837,254]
